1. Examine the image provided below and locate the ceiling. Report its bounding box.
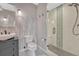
[33,3,63,10]
[0,3,63,12]
[47,3,63,10]
[0,3,16,12]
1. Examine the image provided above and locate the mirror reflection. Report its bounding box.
[0,9,15,27]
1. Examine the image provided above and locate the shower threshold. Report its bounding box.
[47,44,76,56]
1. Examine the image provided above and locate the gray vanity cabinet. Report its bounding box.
[0,37,19,56]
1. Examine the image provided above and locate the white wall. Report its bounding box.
[63,4,79,55]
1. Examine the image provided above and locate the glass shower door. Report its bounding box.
[47,5,63,48]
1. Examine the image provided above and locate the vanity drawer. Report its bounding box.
[13,47,19,56]
[0,38,18,50]
[0,47,13,56]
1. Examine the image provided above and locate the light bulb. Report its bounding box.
[17,9,22,16]
[3,17,7,21]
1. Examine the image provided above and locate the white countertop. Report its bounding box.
[0,33,16,41]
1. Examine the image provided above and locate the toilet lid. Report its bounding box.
[28,42,37,48]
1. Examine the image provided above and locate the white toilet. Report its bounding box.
[24,35,37,56]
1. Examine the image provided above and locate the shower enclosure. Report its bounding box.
[47,3,79,56]
[47,4,63,48]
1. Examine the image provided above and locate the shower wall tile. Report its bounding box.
[47,8,57,47]
[36,3,47,50]
[11,3,48,52]
[63,4,79,55]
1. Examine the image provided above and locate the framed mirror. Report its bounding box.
[0,9,16,27]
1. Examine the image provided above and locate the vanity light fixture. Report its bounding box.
[17,9,22,16]
[3,17,8,22]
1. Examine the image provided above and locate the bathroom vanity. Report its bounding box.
[0,4,19,56]
[0,37,19,56]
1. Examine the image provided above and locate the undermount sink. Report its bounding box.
[0,33,16,41]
